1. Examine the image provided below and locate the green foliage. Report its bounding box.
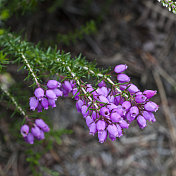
[0,31,109,86]
[0,51,8,72]
[57,20,97,45]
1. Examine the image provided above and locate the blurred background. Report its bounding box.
[0,0,176,175]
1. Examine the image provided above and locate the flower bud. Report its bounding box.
[21,124,29,137]
[47,80,58,89]
[31,125,41,138]
[107,124,118,137]
[114,64,128,74]
[110,112,121,122]
[35,119,50,132]
[137,115,147,129]
[116,124,123,137]
[26,133,34,144]
[89,122,97,136]
[41,98,49,110]
[96,120,106,131]
[34,88,44,100]
[122,101,131,111]
[46,90,56,99]
[98,80,106,88]
[143,90,157,99]
[76,100,84,113]
[53,89,63,97]
[86,116,94,127]
[135,94,147,103]
[119,119,129,129]
[48,99,56,108]
[29,97,39,111]
[117,74,130,83]
[127,84,140,93]
[98,130,107,143]
[81,105,89,118]
[100,107,110,118]
[144,101,159,112]
[130,106,139,118]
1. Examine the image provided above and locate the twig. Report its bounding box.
[21,54,40,87]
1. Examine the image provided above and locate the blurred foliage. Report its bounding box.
[57,20,97,45]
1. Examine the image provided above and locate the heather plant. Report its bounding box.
[0,30,159,144]
[0,1,163,174]
[0,0,163,155]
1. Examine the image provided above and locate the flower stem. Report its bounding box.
[21,54,40,87]
[82,66,128,98]
[0,86,27,118]
[66,66,99,109]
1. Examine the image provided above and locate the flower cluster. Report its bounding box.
[21,64,158,144]
[20,119,50,144]
[29,80,63,112]
[157,0,176,14]
[74,64,159,143]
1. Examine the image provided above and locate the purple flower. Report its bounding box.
[46,90,56,99]
[143,90,157,99]
[89,122,97,136]
[149,112,156,122]
[119,119,129,129]
[109,133,116,141]
[117,74,130,83]
[48,99,56,108]
[47,80,58,89]
[127,84,140,94]
[92,111,99,121]
[37,103,43,112]
[36,130,45,140]
[98,130,107,143]
[144,101,159,112]
[34,88,44,100]
[122,101,131,111]
[96,120,106,132]
[81,105,89,118]
[41,98,49,110]
[129,106,139,118]
[31,125,41,138]
[21,124,29,137]
[76,100,84,113]
[142,111,153,121]
[100,107,110,118]
[126,111,136,123]
[26,133,34,144]
[112,105,124,116]
[29,97,39,111]
[116,124,123,137]
[86,116,94,127]
[72,88,80,100]
[110,112,121,122]
[135,94,147,103]
[99,95,109,104]
[62,81,72,92]
[98,80,106,88]
[107,124,118,137]
[107,103,117,111]
[53,89,63,97]
[35,119,50,132]
[137,115,147,129]
[114,64,128,74]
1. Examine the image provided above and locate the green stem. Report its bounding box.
[0,86,27,118]
[21,54,40,87]
[66,66,99,109]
